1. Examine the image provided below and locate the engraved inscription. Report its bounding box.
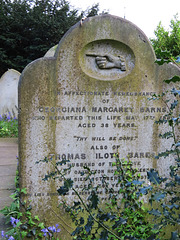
[28,88,168,202]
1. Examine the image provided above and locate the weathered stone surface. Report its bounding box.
[19,15,180,239]
[44,45,58,57]
[0,69,20,118]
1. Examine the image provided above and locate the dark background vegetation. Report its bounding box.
[0,0,100,76]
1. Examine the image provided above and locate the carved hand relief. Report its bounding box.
[79,40,135,81]
[86,53,126,71]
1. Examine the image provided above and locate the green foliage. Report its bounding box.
[147,75,180,239]
[0,113,18,137]
[39,156,158,240]
[0,169,20,222]
[151,14,180,59]
[0,0,100,76]
[81,3,100,18]
[0,169,61,239]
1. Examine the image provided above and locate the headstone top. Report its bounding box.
[44,45,58,58]
[0,69,20,79]
[51,14,158,92]
[0,69,20,118]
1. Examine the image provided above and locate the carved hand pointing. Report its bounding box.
[86,53,126,71]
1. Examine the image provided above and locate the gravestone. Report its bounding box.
[0,69,20,118]
[19,15,180,239]
[44,45,58,57]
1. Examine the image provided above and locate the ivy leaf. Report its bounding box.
[159,131,173,139]
[57,187,67,195]
[112,217,127,229]
[64,178,73,189]
[21,231,27,238]
[172,117,178,122]
[171,88,180,96]
[170,196,180,204]
[155,149,175,159]
[147,169,161,184]
[88,191,99,209]
[80,171,85,176]
[132,180,144,185]
[170,231,179,240]
[85,215,94,233]
[27,205,32,211]
[56,159,70,166]
[152,192,166,201]
[166,180,176,187]
[72,226,83,236]
[100,230,108,240]
[57,179,73,195]
[147,235,159,240]
[31,229,36,236]
[21,224,28,230]
[74,201,81,207]
[162,204,179,210]
[38,222,45,229]
[139,186,152,195]
[34,215,40,221]
[21,188,27,194]
[162,208,170,217]
[98,213,111,222]
[148,209,162,216]
[175,175,180,184]
[164,75,180,84]
[171,100,178,110]
[79,217,84,225]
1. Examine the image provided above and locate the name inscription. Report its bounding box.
[28,89,166,199]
